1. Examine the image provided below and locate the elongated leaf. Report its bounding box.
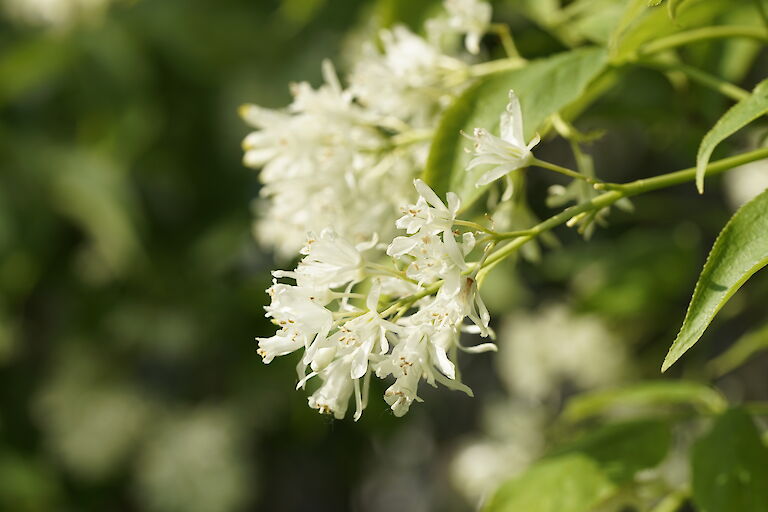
[708,322,768,376]
[563,380,727,421]
[552,419,671,483]
[692,408,768,512]
[696,79,768,193]
[609,0,735,62]
[483,454,615,512]
[663,189,768,371]
[423,47,607,208]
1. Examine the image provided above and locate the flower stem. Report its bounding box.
[391,129,433,147]
[531,158,602,184]
[469,57,527,78]
[478,147,768,280]
[490,23,522,59]
[454,219,497,235]
[637,25,768,57]
[637,59,750,101]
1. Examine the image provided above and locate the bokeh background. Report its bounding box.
[1,0,767,511]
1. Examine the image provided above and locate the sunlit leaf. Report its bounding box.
[423,47,607,208]
[483,454,615,512]
[696,79,768,193]
[663,189,768,371]
[692,408,768,512]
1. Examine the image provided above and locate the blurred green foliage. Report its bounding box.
[0,0,766,511]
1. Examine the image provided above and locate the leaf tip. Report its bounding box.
[661,351,678,373]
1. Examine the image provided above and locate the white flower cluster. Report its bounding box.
[241,0,494,257]
[257,180,495,420]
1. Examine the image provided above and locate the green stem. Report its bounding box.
[532,158,601,184]
[490,23,522,59]
[492,229,537,240]
[649,489,690,512]
[454,219,497,235]
[479,147,768,279]
[638,59,750,101]
[391,129,433,147]
[754,0,768,30]
[638,25,768,56]
[469,57,527,78]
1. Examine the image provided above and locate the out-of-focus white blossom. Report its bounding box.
[465,90,539,186]
[723,158,768,210]
[497,304,626,401]
[257,180,494,420]
[241,3,479,257]
[350,26,467,127]
[135,409,250,512]
[444,0,493,54]
[450,401,546,504]
[2,0,111,28]
[34,352,153,481]
[241,60,428,257]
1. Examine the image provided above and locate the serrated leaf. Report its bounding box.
[552,419,671,483]
[691,408,768,512]
[563,380,727,421]
[696,79,768,193]
[663,189,768,371]
[423,47,607,208]
[483,454,616,512]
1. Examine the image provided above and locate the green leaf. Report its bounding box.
[662,189,768,371]
[423,47,607,208]
[667,0,690,19]
[553,420,671,483]
[375,0,442,30]
[609,0,734,62]
[483,454,616,512]
[691,408,768,512]
[563,381,727,421]
[696,79,768,193]
[708,321,768,376]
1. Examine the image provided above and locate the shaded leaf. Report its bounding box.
[692,408,768,512]
[563,380,727,421]
[553,419,671,483]
[696,79,768,193]
[423,47,607,207]
[609,0,735,62]
[663,189,768,371]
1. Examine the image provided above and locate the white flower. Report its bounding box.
[350,26,466,127]
[257,181,495,420]
[395,179,460,235]
[445,0,492,54]
[256,282,333,364]
[240,61,425,257]
[465,90,540,186]
[293,229,371,290]
[307,358,355,420]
